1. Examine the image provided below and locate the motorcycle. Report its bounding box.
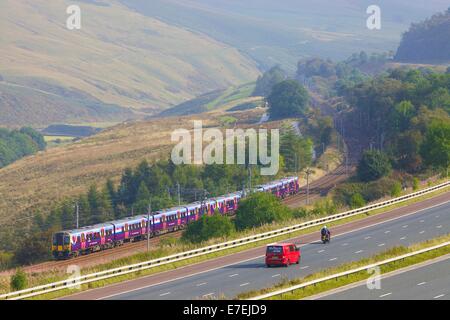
[321,232,330,244]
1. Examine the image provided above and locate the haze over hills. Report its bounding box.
[0,0,259,127]
[121,0,450,71]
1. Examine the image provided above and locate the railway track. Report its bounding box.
[0,165,353,276]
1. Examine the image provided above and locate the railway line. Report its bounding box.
[0,163,352,276]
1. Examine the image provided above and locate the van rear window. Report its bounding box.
[266,246,283,254]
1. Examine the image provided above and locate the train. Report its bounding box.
[52,176,300,259]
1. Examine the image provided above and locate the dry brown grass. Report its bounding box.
[0,109,270,225]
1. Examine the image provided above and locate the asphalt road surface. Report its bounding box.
[314,254,450,300]
[101,200,450,300]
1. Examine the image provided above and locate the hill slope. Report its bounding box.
[395,8,450,63]
[121,0,450,71]
[0,0,259,126]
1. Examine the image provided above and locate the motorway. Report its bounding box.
[63,192,450,300]
[313,254,450,300]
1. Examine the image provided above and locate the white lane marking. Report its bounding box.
[379,292,392,298]
[364,236,371,240]
[435,215,440,218]
[329,257,338,261]
[196,282,207,287]
[318,250,325,253]
[272,274,281,278]
[434,294,445,299]
[402,225,408,228]
[342,243,349,246]
[94,200,450,300]
[203,292,214,298]
[378,243,385,247]
[159,292,171,297]
[417,282,426,286]
[229,273,239,278]
[384,230,390,234]
[240,282,250,287]
[300,266,310,270]
[419,230,425,234]
[420,220,425,223]
[436,225,442,229]
[400,236,407,240]
[354,250,363,254]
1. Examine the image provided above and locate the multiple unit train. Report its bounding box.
[52,176,300,259]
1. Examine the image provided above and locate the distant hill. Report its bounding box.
[0,0,259,126]
[395,8,450,63]
[121,0,450,71]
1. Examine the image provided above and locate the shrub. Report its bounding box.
[412,177,420,191]
[235,192,293,230]
[10,268,27,291]
[357,150,392,182]
[350,193,366,209]
[390,181,402,197]
[182,212,235,243]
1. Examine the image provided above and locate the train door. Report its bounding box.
[177,211,181,226]
[124,223,129,239]
[161,214,167,230]
[141,219,146,235]
[81,233,86,250]
[100,228,105,245]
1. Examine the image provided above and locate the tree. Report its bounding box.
[357,150,392,182]
[10,268,27,291]
[420,120,450,170]
[253,66,287,97]
[182,212,235,243]
[235,192,292,230]
[134,182,151,214]
[267,80,309,119]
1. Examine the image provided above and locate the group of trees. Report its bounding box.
[395,8,450,63]
[342,69,450,174]
[267,80,310,119]
[0,127,46,168]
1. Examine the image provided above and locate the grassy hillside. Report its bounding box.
[0,108,268,227]
[121,0,450,71]
[156,82,262,117]
[0,0,259,126]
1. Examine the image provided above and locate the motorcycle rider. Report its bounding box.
[321,225,331,241]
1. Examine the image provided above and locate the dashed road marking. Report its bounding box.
[272,274,281,278]
[196,282,207,287]
[318,250,325,253]
[329,257,338,261]
[384,230,390,234]
[400,236,407,240]
[240,283,250,287]
[229,274,239,278]
[355,250,363,254]
[436,225,442,229]
[159,292,171,297]
[417,282,426,286]
[434,294,445,299]
[419,230,425,234]
[300,266,310,270]
[379,292,392,298]
[364,236,371,240]
[203,293,215,298]
[402,225,408,228]
[378,243,385,247]
[342,243,349,246]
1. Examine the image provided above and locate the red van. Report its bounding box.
[265,243,301,267]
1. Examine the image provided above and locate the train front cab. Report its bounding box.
[52,232,71,259]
